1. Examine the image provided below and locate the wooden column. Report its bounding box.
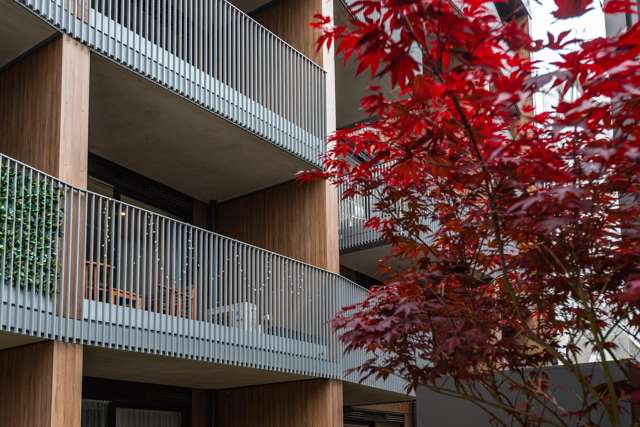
[0,341,83,427]
[0,34,90,189]
[243,0,339,272]
[216,379,343,427]
[252,0,324,66]
[191,389,210,427]
[0,34,90,317]
[216,179,339,271]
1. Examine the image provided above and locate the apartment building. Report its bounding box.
[0,0,417,425]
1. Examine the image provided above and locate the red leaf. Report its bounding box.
[552,0,593,19]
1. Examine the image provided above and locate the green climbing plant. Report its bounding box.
[0,163,64,294]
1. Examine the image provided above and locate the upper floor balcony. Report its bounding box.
[0,152,407,398]
[12,0,326,166]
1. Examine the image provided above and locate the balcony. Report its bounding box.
[339,184,384,253]
[14,0,326,166]
[0,153,406,396]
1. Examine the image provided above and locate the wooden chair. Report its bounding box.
[84,261,143,308]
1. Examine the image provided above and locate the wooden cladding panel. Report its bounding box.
[0,36,63,176]
[57,36,90,189]
[0,341,83,427]
[191,389,210,427]
[216,180,339,271]
[215,379,342,427]
[0,35,89,188]
[252,0,324,66]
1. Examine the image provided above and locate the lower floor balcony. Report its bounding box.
[0,153,407,397]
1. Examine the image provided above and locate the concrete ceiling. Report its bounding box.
[84,346,311,390]
[89,54,309,202]
[341,244,391,281]
[228,0,273,13]
[0,330,43,350]
[0,0,56,69]
[343,381,413,407]
[84,345,411,403]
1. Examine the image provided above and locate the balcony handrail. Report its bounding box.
[3,154,359,288]
[221,0,326,74]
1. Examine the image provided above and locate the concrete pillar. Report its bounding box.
[0,341,83,427]
[0,34,90,189]
[216,379,343,427]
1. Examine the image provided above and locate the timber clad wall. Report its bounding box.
[0,341,83,427]
[217,179,339,271]
[0,35,89,188]
[215,379,343,427]
[252,0,324,66]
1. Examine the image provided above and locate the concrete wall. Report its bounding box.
[417,363,631,427]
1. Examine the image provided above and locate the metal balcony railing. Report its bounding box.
[16,0,326,165]
[0,154,406,395]
[339,182,384,252]
[339,181,438,252]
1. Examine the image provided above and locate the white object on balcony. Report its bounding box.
[208,302,261,332]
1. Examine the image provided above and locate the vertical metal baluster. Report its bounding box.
[267,251,274,371]
[206,0,211,109]
[142,212,149,351]
[196,229,202,356]
[170,0,175,89]
[34,171,47,336]
[10,163,25,333]
[22,169,35,336]
[60,186,70,337]
[239,243,245,364]
[158,216,166,353]
[232,7,237,122]
[210,233,216,362]
[230,240,236,363]
[88,196,98,344]
[179,0,184,95]
[221,237,227,363]
[152,216,158,353]
[103,200,112,346]
[79,191,88,341]
[187,0,192,99]
[113,202,122,346]
[133,208,140,349]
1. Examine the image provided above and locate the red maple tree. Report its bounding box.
[301,0,640,425]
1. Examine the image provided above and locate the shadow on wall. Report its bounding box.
[416,362,633,427]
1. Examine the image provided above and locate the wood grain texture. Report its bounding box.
[192,199,210,229]
[215,379,342,427]
[252,0,324,66]
[217,179,339,271]
[191,389,210,427]
[0,341,83,427]
[0,35,89,188]
[58,36,90,189]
